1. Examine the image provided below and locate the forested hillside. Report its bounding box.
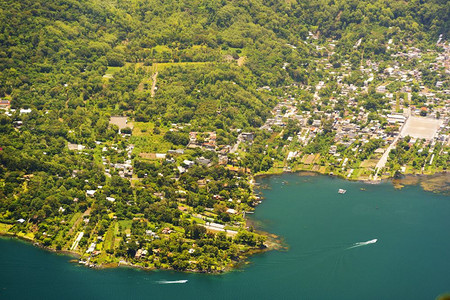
[1,0,447,110]
[0,0,448,272]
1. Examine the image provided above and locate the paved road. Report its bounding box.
[373,133,401,181]
[373,110,410,180]
[230,134,242,154]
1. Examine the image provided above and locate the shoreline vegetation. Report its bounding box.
[265,171,450,198]
[255,167,449,194]
[1,171,446,274]
[0,229,277,274]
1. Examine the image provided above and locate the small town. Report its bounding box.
[0,2,449,292]
[1,33,448,273]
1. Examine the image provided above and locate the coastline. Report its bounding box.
[3,172,450,299]
[0,233,81,258]
[255,167,449,194]
[1,170,447,275]
[0,230,276,274]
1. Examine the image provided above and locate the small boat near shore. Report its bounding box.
[338,189,347,194]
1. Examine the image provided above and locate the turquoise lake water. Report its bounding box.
[1,174,449,299]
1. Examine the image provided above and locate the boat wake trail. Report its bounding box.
[347,239,377,250]
[156,280,188,284]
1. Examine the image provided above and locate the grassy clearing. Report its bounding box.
[360,159,378,168]
[0,223,13,234]
[313,154,321,163]
[17,231,34,240]
[113,222,122,249]
[68,213,82,231]
[152,45,171,53]
[272,160,285,169]
[106,66,123,75]
[118,220,133,235]
[102,64,132,83]
[92,146,104,166]
[267,131,279,143]
[130,122,174,154]
[191,216,206,224]
[114,221,120,236]
[303,154,316,165]
[103,66,125,82]
[103,222,116,251]
[155,61,209,71]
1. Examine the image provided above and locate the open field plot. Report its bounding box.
[110,116,129,130]
[303,154,317,165]
[118,220,133,235]
[400,116,443,140]
[360,159,378,168]
[139,153,157,159]
[317,166,327,173]
[67,212,83,237]
[131,122,174,154]
[135,61,210,72]
[155,61,209,71]
[355,168,372,180]
[103,222,116,251]
[106,66,123,75]
[102,64,130,81]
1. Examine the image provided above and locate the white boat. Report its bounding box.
[338,189,346,194]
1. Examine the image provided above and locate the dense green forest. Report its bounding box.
[0,0,448,272]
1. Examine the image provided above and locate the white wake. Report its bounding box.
[156,280,188,284]
[347,239,377,249]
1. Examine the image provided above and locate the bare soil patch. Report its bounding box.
[400,116,443,140]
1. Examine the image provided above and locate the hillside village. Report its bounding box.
[256,36,449,180]
[37,36,447,270]
[92,35,450,186]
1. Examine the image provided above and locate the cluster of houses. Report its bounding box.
[258,38,449,167]
[188,131,217,150]
[102,144,134,178]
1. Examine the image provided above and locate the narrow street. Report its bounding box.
[151,71,158,97]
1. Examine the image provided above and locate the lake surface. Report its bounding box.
[1,174,450,300]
